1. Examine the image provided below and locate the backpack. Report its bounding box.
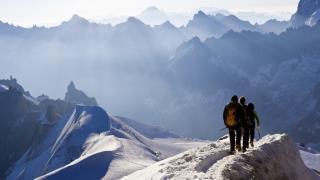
[225,103,238,126]
[245,107,255,127]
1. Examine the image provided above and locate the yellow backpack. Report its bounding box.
[226,104,237,126]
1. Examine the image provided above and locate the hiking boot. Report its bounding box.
[250,141,254,148]
[236,145,241,151]
[242,148,247,153]
[229,150,236,155]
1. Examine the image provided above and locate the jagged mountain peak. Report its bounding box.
[69,14,89,24]
[296,0,320,16]
[64,81,98,106]
[60,14,91,27]
[188,36,202,45]
[194,11,209,19]
[67,80,76,91]
[291,0,320,26]
[127,16,145,24]
[159,20,176,29]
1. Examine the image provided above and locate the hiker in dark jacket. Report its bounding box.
[239,96,249,152]
[223,95,242,154]
[247,103,260,148]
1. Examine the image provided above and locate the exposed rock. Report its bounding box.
[64,81,98,106]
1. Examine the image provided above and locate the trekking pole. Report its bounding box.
[219,127,227,132]
[257,128,261,139]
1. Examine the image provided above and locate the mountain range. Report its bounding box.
[0,0,320,152]
[1,80,319,179]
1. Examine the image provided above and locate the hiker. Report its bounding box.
[223,95,242,154]
[239,96,249,152]
[246,103,260,148]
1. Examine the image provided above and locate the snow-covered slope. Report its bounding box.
[306,8,320,26]
[6,105,207,180]
[6,105,111,180]
[123,134,319,180]
[115,116,179,139]
[300,150,320,173]
[0,83,8,92]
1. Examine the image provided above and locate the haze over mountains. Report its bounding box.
[0,0,320,146]
[101,6,292,27]
[1,0,320,179]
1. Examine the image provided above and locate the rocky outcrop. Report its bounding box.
[0,89,38,178]
[291,0,320,27]
[64,81,98,106]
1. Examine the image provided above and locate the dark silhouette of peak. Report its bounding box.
[159,21,176,29]
[127,17,145,25]
[172,36,210,61]
[291,0,320,26]
[116,17,150,30]
[65,81,98,106]
[70,14,88,22]
[67,81,76,91]
[0,77,25,94]
[188,36,202,45]
[296,0,320,16]
[62,14,90,26]
[194,11,208,19]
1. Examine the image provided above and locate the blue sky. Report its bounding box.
[0,0,299,26]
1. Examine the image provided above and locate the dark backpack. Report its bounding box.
[245,107,255,127]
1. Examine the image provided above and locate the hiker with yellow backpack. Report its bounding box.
[223,95,244,154]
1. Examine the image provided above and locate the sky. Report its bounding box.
[0,0,299,27]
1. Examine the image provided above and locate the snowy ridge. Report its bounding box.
[123,134,319,180]
[0,83,8,92]
[115,116,179,139]
[7,105,207,180]
[6,105,111,180]
[300,150,320,173]
[306,8,320,26]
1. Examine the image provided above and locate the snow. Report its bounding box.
[306,8,320,26]
[6,105,111,180]
[0,83,9,92]
[300,150,320,173]
[123,134,319,180]
[23,94,40,105]
[7,105,207,180]
[115,116,179,139]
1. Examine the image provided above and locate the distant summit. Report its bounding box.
[159,21,176,29]
[142,6,162,13]
[126,17,145,25]
[194,11,208,19]
[64,81,98,106]
[137,6,168,25]
[291,0,320,26]
[61,14,91,27]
